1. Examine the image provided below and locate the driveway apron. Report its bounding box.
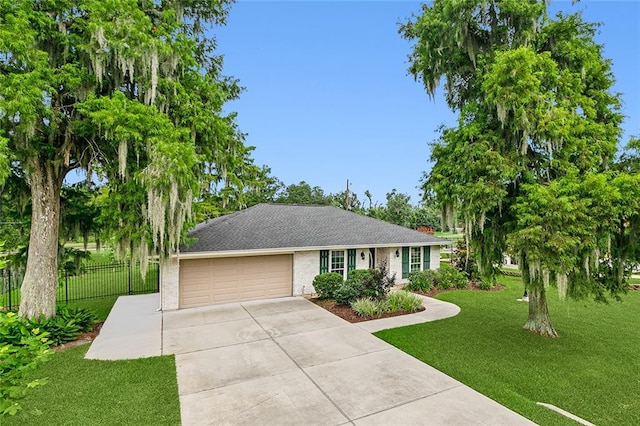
[163,297,535,426]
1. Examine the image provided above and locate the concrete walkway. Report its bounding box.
[87,294,534,425]
[85,293,162,360]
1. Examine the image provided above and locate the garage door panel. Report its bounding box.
[179,255,292,308]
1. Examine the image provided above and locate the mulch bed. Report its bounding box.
[311,298,425,323]
[311,283,505,323]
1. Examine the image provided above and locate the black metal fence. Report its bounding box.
[0,261,159,310]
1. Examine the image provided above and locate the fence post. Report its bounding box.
[128,261,132,295]
[65,270,69,304]
[7,268,12,310]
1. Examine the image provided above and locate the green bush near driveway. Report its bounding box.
[351,291,423,318]
[351,298,388,318]
[386,290,423,313]
[312,272,344,299]
[316,266,396,306]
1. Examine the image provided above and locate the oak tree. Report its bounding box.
[0,0,250,318]
[402,0,639,336]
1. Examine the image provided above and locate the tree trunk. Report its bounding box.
[523,285,558,338]
[19,159,63,319]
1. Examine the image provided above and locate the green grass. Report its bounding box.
[376,276,640,425]
[68,296,118,321]
[85,250,114,263]
[4,345,180,426]
[433,231,464,242]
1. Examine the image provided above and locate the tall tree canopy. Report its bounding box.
[403,0,640,336]
[0,0,252,318]
[274,181,333,205]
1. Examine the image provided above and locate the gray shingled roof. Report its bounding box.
[182,204,450,253]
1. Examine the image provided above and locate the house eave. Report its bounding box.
[174,241,449,259]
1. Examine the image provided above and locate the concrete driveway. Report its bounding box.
[161,297,535,426]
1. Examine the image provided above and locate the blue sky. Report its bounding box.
[215,1,640,205]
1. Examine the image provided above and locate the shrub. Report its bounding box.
[438,265,468,290]
[351,292,423,318]
[334,279,365,305]
[364,263,396,299]
[387,291,424,313]
[474,280,494,290]
[30,306,98,346]
[334,263,396,305]
[406,270,438,292]
[351,298,388,318]
[347,269,374,285]
[348,263,396,300]
[0,312,52,417]
[312,272,344,299]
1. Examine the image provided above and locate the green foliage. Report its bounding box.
[275,181,332,205]
[0,304,97,416]
[334,266,396,305]
[350,298,388,318]
[403,0,637,335]
[331,190,363,213]
[346,269,373,282]
[0,312,52,417]
[312,272,344,299]
[406,270,438,292]
[475,280,493,290]
[351,291,423,318]
[58,246,92,276]
[382,189,413,228]
[353,265,396,300]
[386,291,423,313]
[439,265,468,290]
[59,183,101,249]
[333,279,365,306]
[366,264,397,299]
[0,0,254,317]
[452,238,478,279]
[28,306,97,346]
[409,265,468,291]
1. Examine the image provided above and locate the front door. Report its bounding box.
[369,248,376,269]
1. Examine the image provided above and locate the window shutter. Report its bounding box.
[402,247,409,278]
[320,250,329,274]
[347,249,356,273]
[423,246,430,270]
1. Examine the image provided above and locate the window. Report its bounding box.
[330,250,345,276]
[402,246,431,278]
[320,249,356,278]
[410,247,421,272]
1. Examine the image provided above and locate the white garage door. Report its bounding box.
[179,255,293,308]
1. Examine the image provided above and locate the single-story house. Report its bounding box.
[160,203,451,310]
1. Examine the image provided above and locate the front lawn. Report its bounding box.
[4,344,180,425]
[3,296,180,425]
[376,276,640,426]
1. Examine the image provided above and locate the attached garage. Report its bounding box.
[178,254,293,308]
